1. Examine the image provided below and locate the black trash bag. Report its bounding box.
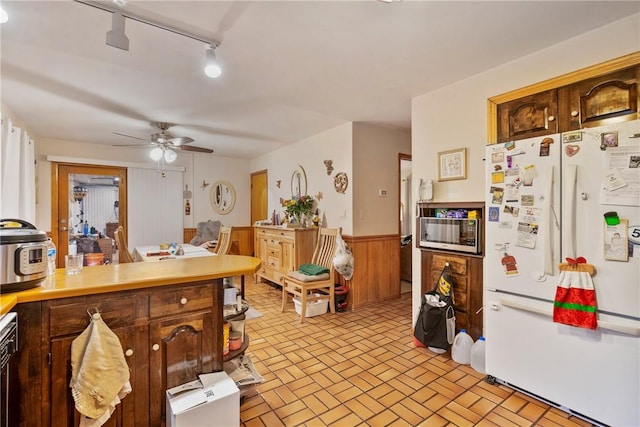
[413,263,456,351]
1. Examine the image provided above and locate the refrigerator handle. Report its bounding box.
[543,166,557,276]
[566,164,578,258]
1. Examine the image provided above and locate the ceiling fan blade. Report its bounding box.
[112,143,155,148]
[113,132,146,141]
[168,136,194,146]
[179,145,214,154]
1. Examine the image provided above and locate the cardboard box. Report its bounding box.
[166,372,239,427]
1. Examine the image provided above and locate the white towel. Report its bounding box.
[70,312,132,427]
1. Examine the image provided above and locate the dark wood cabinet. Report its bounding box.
[497,90,558,143]
[558,66,639,131]
[12,279,224,427]
[421,250,483,340]
[496,64,640,144]
[149,312,215,424]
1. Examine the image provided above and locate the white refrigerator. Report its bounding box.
[484,120,640,426]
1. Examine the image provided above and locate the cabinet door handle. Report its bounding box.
[125,349,134,357]
[571,110,579,117]
[548,115,555,122]
[180,297,188,305]
[152,344,160,351]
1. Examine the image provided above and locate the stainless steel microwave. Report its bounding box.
[419,217,481,254]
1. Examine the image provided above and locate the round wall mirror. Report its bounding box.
[290,165,307,199]
[209,180,236,215]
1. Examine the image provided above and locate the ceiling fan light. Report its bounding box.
[0,6,8,24]
[204,45,222,78]
[149,147,163,161]
[164,148,177,163]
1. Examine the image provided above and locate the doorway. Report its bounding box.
[51,163,127,266]
[399,154,412,293]
[251,170,268,226]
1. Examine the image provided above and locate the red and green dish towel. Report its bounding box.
[553,258,597,330]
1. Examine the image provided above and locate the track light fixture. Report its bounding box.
[76,0,222,78]
[204,44,222,79]
[105,11,129,51]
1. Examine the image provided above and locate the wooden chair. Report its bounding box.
[281,227,339,323]
[114,225,134,263]
[213,225,233,255]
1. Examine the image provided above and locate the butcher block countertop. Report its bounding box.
[0,255,260,315]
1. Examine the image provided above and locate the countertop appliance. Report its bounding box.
[484,120,640,426]
[0,312,17,427]
[0,219,48,293]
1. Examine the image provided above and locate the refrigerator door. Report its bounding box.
[561,120,640,319]
[484,135,561,301]
[485,292,640,426]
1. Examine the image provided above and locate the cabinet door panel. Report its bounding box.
[149,312,214,424]
[558,66,639,131]
[50,326,136,427]
[497,90,558,142]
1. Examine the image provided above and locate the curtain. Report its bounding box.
[0,115,36,223]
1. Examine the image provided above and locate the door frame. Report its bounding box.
[51,162,128,265]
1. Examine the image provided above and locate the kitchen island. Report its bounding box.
[4,255,260,427]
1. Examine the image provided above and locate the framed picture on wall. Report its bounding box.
[438,148,467,181]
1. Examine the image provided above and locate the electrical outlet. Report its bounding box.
[378,189,388,196]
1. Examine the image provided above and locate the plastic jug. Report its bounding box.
[470,336,486,374]
[451,329,474,365]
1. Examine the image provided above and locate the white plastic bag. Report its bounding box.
[333,231,354,280]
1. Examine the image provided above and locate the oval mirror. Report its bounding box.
[290,165,307,199]
[209,180,236,215]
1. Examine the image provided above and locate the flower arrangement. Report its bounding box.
[281,195,315,224]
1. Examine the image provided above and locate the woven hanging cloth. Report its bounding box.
[553,258,597,330]
[70,312,132,426]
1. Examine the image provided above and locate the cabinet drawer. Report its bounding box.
[267,246,281,259]
[49,295,138,337]
[432,254,467,275]
[149,284,213,319]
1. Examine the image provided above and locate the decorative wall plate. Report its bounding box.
[334,172,348,194]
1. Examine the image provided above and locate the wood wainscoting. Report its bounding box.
[183,226,254,256]
[339,234,401,309]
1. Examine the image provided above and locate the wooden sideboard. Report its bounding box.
[254,226,317,285]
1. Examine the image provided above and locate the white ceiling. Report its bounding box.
[2,1,638,159]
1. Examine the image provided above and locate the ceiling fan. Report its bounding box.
[113,122,214,157]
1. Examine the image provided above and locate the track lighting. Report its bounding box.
[105,11,129,51]
[204,45,222,79]
[76,1,223,78]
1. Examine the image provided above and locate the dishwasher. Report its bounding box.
[0,312,17,427]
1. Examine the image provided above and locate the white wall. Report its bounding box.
[410,14,640,323]
[250,123,354,234]
[353,123,411,236]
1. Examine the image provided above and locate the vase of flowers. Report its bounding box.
[281,195,315,227]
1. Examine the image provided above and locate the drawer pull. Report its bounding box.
[125,349,134,357]
[180,297,188,305]
[152,344,160,351]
